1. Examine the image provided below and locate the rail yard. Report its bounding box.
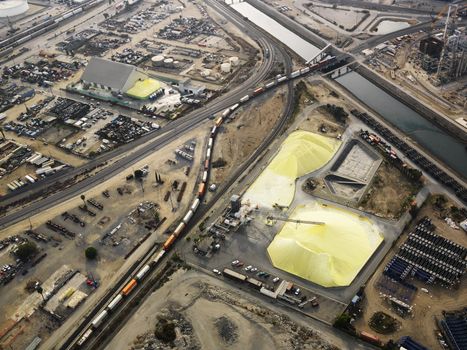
[0,0,466,350]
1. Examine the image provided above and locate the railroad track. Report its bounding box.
[54,2,293,349]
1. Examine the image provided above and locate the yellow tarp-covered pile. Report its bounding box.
[268,203,383,287]
[126,78,161,100]
[243,131,340,208]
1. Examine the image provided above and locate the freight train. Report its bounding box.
[75,55,336,348]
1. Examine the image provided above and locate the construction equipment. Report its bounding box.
[266,215,324,226]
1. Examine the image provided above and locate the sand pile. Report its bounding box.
[243,131,340,208]
[267,202,383,287]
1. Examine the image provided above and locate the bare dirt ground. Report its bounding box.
[354,195,467,350]
[358,160,419,219]
[211,88,287,184]
[106,268,342,350]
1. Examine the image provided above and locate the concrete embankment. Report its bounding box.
[355,65,467,143]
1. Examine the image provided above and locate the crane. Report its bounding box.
[266,215,324,226]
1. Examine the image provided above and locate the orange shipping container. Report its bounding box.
[198,183,206,197]
[163,234,176,250]
[122,279,137,296]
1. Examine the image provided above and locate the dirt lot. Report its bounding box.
[211,88,286,184]
[358,160,420,219]
[106,268,342,350]
[354,195,467,350]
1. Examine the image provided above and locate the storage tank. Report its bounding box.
[151,55,165,67]
[0,0,29,17]
[163,58,174,68]
[201,69,211,77]
[220,62,231,73]
[229,56,239,66]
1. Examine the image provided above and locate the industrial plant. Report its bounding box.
[0,0,465,350]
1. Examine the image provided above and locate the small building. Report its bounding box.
[177,78,205,97]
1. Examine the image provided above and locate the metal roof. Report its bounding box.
[81,57,136,91]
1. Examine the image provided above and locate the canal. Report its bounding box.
[335,71,467,177]
[231,1,466,178]
[231,2,321,61]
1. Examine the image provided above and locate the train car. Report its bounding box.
[265,81,275,89]
[239,95,249,103]
[135,265,151,281]
[230,103,239,112]
[122,279,137,296]
[252,87,264,96]
[290,70,301,78]
[153,250,165,264]
[277,76,287,83]
[107,294,123,311]
[198,183,206,198]
[202,170,208,183]
[77,329,93,346]
[204,159,209,170]
[208,138,213,148]
[211,126,217,136]
[163,234,176,250]
[173,222,185,237]
[183,210,194,225]
[91,310,108,328]
[215,117,223,127]
[191,198,200,212]
[300,67,310,74]
[222,109,230,118]
[206,148,211,160]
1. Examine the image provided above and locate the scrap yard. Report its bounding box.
[0,0,466,350]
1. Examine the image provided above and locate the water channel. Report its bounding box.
[231,2,321,61]
[230,2,466,178]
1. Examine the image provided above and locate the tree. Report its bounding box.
[85,246,98,260]
[80,194,86,207]
[15,241,38,262]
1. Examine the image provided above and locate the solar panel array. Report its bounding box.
[384,217,466,287]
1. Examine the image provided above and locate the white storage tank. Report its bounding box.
[229,56,239,66]
[201,69,211,77]
[220,62,231,73]
[173,60,181,68]
[0,0,29,17]
[163,58,174,68]
[151,55,165,67]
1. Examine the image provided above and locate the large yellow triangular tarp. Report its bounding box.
[268,203,383,287]
[243,131,340,208]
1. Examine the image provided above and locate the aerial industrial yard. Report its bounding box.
[0,0,466,349]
